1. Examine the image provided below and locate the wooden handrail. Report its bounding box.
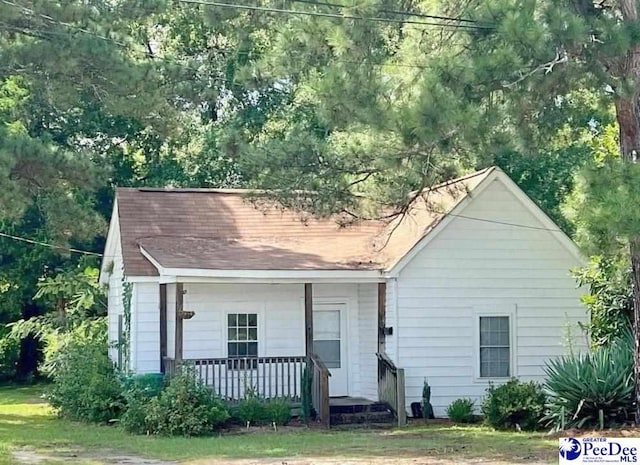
[308,352,331,428]
[376,352,406,427]
[164,355,307,400]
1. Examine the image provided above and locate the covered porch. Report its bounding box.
[158,280,405,427]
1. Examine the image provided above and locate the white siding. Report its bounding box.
[358,283,378,400]
[394,178,587,417]
[107,235,123,364]
[174,282,376,398]
[133,282,160,373]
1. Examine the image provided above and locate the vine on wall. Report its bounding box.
[121,273,133,372]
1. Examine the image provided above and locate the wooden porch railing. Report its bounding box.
[309,352,331,428]
[377,352,406,426]
[163,356,307,401]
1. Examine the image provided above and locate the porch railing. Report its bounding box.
[163,356,306,401]
[377,352,406,426]
[309,352,331,428]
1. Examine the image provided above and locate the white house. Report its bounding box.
[100,167,587,425]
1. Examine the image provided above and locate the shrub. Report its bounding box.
[236,392,267,426]
[0,332,19,382]
[446,398,475,423]
[145,367,229,436]
[47,331,123,423]
[265,398,292,426]
[481,379,546,431]
[120,374,165,434]
[544,329,633,430]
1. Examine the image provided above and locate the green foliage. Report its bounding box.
[301,366,313,423]
[47,327,123,423]
[446,398,475,424]
[120,374,165,435]
[565,158,640,254]
[265,398,292,426]
[0,331,19,382]
[544,329,634,430]
[481,379,546,431]
[145,367,229,436]
[236,390,267,426]
[573,255,632,347]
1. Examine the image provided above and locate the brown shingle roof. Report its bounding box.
[116,167,494,276]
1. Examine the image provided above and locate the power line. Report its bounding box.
[289,0,490,26]
[0,231,103,256]
[176,0,494,30]
[446,213,564,233]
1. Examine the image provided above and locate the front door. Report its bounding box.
[313,303,348,396]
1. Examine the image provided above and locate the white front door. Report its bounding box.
[313,303,348,396]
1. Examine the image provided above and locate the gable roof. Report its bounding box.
[111,166,571,278]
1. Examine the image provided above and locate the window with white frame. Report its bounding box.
[479,316,510,378]
[227,313,258,369]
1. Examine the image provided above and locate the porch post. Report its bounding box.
[175,282,184,364]
[304,283,313,357]
[377,282,386,353]
[159,284,167,373]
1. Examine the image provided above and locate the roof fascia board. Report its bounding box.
[99,199,120,285]
[386,168,499,277]
[140,245,384,282]
[159,275,384,284]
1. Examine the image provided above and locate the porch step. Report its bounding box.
[329,397,395,426]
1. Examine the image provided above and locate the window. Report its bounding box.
[227,313,258,369]
[479,316,510,378]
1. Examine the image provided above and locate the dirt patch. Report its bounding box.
[10,448,551,465]
[11,447,178,465]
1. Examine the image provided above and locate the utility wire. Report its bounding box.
[289,0,490,26]
[0,231,103,256]
[446,213,563,233]
[176,0,494,30]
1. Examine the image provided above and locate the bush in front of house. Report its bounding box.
[47,329,124,423]
[265,397,292,426]
[120,374,166,434]
[544,328,634,430]
[236,391,267,426]
[481,378,546,431]
[145,366,229,436]
[446,398,475,423]
[0,331,19,382]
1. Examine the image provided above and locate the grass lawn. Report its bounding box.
[0,385,558,465]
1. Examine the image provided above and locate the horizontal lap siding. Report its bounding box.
[134,282,160,373]
[178,283,374,399]
[107,236,123,364]
[358,283,378,401]
[396,179,587,417]
[182,284,305,360]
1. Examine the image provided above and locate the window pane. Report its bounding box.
[248,328,258,341]
[237,342,248,356]
[248,314,257,326]
[248,342,258,356]
[228,314,237,326]
[314,340,340,368]
[237,327,248,341]
[480,317,509,346]
[238,314,247,326]
[228,328,237,340]
[228,342,238,357]
[314,310,340,340]
[480,347,509,377]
